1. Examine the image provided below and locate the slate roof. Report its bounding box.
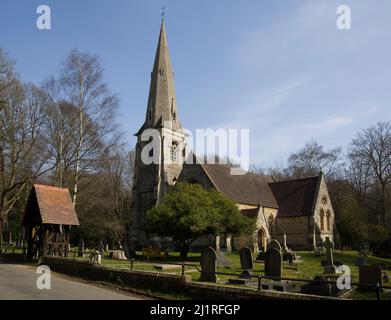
[200,164,279,208]
[23,184,80,226]
[268,175,320,217]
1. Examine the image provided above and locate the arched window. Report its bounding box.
[326,210,331,231]
[170,141,178,162]
[320,209,325,231]
[268,215,274,237]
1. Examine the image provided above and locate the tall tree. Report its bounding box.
[0,79,53,232]
[349,122,391,225]
[145,183,255,258]
[287,140,343,179]
[47,49,120,207]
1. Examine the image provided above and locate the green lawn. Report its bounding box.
[73,249,390,285]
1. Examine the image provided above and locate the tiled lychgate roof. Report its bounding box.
[23,184,79,226]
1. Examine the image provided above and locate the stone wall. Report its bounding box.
[41,256,338,300]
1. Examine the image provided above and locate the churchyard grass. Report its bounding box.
[40,248,391,298]
[70,249,390,282]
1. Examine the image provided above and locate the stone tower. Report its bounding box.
[129,19,186,248]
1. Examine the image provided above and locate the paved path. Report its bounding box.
[0,263,149,300]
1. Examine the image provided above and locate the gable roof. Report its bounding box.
[268,175,320,217]
[200,164,279,208]
[23,184,80,226]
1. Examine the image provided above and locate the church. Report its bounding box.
[129,19,335,252]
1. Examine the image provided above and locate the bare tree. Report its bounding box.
[46,49,120,207]
[287,140,343,179]
[0,80,53,232]
[349,122,391,225]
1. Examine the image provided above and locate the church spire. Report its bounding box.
[145,18,180,130]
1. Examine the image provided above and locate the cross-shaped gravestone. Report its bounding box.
[323,237,334,265]
[323,237,336,274]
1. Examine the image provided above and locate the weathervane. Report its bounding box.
[161,6,166,21]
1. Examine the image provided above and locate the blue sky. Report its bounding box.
[1,0,390,167]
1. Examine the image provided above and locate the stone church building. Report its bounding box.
[129,19,335,252]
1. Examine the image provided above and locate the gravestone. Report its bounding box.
[216,251,231,268]
[91,251,101,265]
[200,247,217,282]
[98,241,104,255]
[226,237,232,253]
[268,239,282,252]
[78,239,84,257]
[355,250,368,266]
[265,247,282,279]
[283,233,289,251]
[359,265,382,291]
[239,247,253,278]
[283,251,294,265]
[323,237,336,274]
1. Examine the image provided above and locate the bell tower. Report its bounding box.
[129,18,186,248]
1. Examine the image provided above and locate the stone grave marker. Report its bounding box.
[78,239,84,257]
[322,237,336,274]
[355,250,368,266]
[239,247,253,278]
[216,251,231,268]
[268,239,282,252]
[200,247,217,282]
[359,265,382,291]
[265,247,282,279]
[98,241,104,255]
[283,233,289,251]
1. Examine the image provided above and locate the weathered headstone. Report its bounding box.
[239,247,253,278]
[323,237,336,274]
[239,247,253,270]
[98,241,104,255]
[78,239,84,257]
[94,251,102,265]
[226,237,232,253]
[355,250,368,266]
[265,247,282,279]
[359,265,382,291]
[283,251,294,265]
[200,247,217,282]
[216,251,231,268]
[283,233,288,251]
[268,239,282,252]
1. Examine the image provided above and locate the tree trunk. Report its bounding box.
[179,241,189,259]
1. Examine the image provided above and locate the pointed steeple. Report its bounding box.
[144,19,181,130]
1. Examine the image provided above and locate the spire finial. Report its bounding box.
[161,6,166,21]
